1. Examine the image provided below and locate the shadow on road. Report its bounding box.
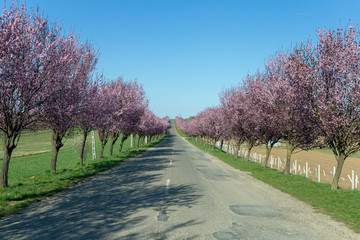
[0,133,202,240]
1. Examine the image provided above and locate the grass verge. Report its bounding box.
[174,127,360,233]
[0,135,165,218]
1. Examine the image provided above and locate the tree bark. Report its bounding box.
[332,154,346,190]
[1,132,19,188]
[51,130,64,173]
[246,142,255,161]
[98,129,108,158]
[220,140,224,151]
[284,142,294,175]
[1,143,15,188]
[132,134,136,148]
[99,143,105,159]
[118,135,128,153]
[137,135,141,147]
[109,132,119,156]
[263,141,275,167]
[80,130,89,165]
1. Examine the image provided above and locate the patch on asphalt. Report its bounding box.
[213,231,238,240]
[196,168,229,176]
[196,168,230,181]
[157,209,169,221]
[196,164,208,167]
[229,205,281,217]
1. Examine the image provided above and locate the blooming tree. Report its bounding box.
[220,86,247,158]
[0,2,59,187]
[289,25,360,189]
[108,78,147,155]
[76,78,101,165]
[41,35,98,172]
[245,69,283,166]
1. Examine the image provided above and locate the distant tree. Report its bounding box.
[269,50,318,174]
[0,2,59,187]
[106,78,147,156]
[245,70,283,166]
[220,86,247,158]
[76,78,101,165]
[96,81,115,159]
[116,80,147,153]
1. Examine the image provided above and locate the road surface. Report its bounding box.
[0,121,358,239]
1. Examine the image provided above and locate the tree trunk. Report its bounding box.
[99,143,105,159]
[235,145,240,158]
[118,135,128,153]
[1,132,19,188]
[98,129,108,158]
[132,134,136,148]
[263,142,273,167]
[1,144,15,188]
[137,135,141,147]
[109,132,119,156]
[284,142,293,175]
[220,140,224,151]
[332,154,346,190]
[80,130,89,165]
[51,131,64,173]
[246,142,254,162]
[226,141,230,153]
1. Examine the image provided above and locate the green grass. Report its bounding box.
[0,131,75,159]
[0,131,141,184]
[174,126,360,233]
[0,132,165,217]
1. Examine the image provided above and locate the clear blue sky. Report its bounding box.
[16,0,360,118]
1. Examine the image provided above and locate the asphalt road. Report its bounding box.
[0,121,358,239]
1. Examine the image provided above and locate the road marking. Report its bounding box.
[165,179,170,195]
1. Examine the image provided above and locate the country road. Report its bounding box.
[0,121,358,240]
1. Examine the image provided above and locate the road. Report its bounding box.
[0,121,358,240]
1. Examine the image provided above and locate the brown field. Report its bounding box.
[221,144,360,189]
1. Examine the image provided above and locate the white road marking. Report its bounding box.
[165,179,170,195]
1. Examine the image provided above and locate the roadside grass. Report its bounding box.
[174,127,360,232]
[0,133,165,218]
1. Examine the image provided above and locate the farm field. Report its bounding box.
[241,146,360,189]
[0,130,137,185]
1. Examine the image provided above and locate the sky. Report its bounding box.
[11,0,360,118]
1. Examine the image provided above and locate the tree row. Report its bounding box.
[0,2,169,188]
[177,23,360,190]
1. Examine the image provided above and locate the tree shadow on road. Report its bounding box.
[0,134,202,240]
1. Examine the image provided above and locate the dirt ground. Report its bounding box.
[237,147,360,189]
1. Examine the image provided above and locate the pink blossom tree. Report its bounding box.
[96,81,115,159]
[76,78,101,165]
[198,106,229,150]
[108,78,147,155]
[289,25,360,190]
[268,50,318,174]
[220,86,247,158]
[244,70,283,166]
[41,35,98,172]
[0,2,59,187]
[240,74,264,161]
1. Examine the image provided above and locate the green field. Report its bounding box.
[175,123,360,233]
[0,131,138,185]
[0,130,165,217]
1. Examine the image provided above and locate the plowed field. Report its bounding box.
[246,147,360,189]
